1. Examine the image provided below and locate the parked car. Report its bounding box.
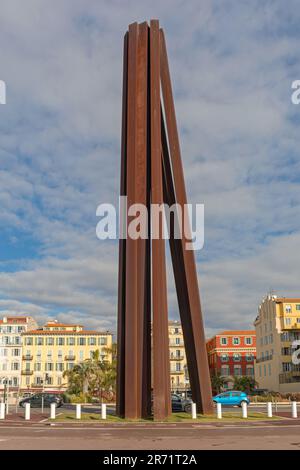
[212,391,250,407]
[19,393,63,408]
[171,393,192,413]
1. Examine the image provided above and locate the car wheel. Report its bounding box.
[184,404,192,413]
[239,400,247,407]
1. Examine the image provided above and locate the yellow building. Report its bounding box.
[254,295,300,393]
[168,321,188,391]
[21,321,113,392]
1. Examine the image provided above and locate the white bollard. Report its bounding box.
[76,403,81,419]
[267,402,272,418]
[25,402,30,420]
[101,403,107,420]
[217,402,222,419]
[0,403,5,420]
[191,403,197,419]
[292,401,298,418]
[50,402,56,419]
[242,401,247,418]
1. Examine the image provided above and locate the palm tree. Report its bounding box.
[233,376,257,393]
[63,360,96,398]
[211,373,228,394]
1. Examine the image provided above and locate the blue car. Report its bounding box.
[213,391,250,407]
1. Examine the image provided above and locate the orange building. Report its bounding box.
[206,330,256,389]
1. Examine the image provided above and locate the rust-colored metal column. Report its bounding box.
[116,31,128,418]
[124,22,141,419]
[160,29,213,414]
[150,20,171,420]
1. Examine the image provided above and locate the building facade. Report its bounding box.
[254,295,300,393]
[206,330,256,389]
[20,321,113,392]
[168,321,188,391]
[0,316,38,390]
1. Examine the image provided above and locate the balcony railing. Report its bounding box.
[170,355,184,361]
[65,355,76,361]
[170,369,183,374]
[21,370,33,375]
[256,354,273,363]
[22,355,33,360]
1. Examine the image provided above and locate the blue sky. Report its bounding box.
[0,0,300,336]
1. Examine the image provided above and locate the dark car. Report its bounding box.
[171,393,192,413]
[19,393,63,408]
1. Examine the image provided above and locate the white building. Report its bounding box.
[0,316,38,390]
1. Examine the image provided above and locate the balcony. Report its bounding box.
[170,369,183,374]
[279,372,300,384]
[22,355,33,361]
[21,370,33,375]
[170,354,184,361]
[65,355,76,361]
[256,354,273,363]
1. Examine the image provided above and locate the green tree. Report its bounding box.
[210,373,228,394]
[63,346,117,401]
[233,376,257,393]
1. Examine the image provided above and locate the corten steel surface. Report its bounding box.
[116,20,213,420]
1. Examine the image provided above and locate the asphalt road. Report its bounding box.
[0,421,300,450]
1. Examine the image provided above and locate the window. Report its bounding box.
[67,337,75,346]
[233,366,242,376]
[176,363,181,372]
[268,364,271,376]
[246,366,254,377]
[296,305,300,311]
[175,338,180,345]
[220,354,228,362]
[46,337,54,346]
[221,366,230,376]
[88,337,96,346]
[79,351,84,361]
[246,353,253,362]
[12,349,20,356]
[99,337,107,346]
[220,337,227,346]
[45,363,54,371]
[56,337,65,346]
[297,318,300,324]
[78,337,86,346]
[34,363,42,371]
[233,337,240,345]
[285,305,292,313]
[25,337,33,346]
[56,363,64,372]
[11,363,19,371]
[35,337,44,346]
[269,334,273,343]
[283,363,292,372]
[233,353,241,362]
[245,337,252,345]
[259,365,262,377]
[285,318,291,326]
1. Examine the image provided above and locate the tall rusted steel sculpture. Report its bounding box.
[117,20,213,420]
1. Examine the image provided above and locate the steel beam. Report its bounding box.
[160,28,213,414]
[150,20,171,420]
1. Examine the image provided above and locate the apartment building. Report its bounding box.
[0,316,38,390]
[254,295,300,392]
[206,330,256,389]
[20,321,113,392]
[168,321,188,391]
